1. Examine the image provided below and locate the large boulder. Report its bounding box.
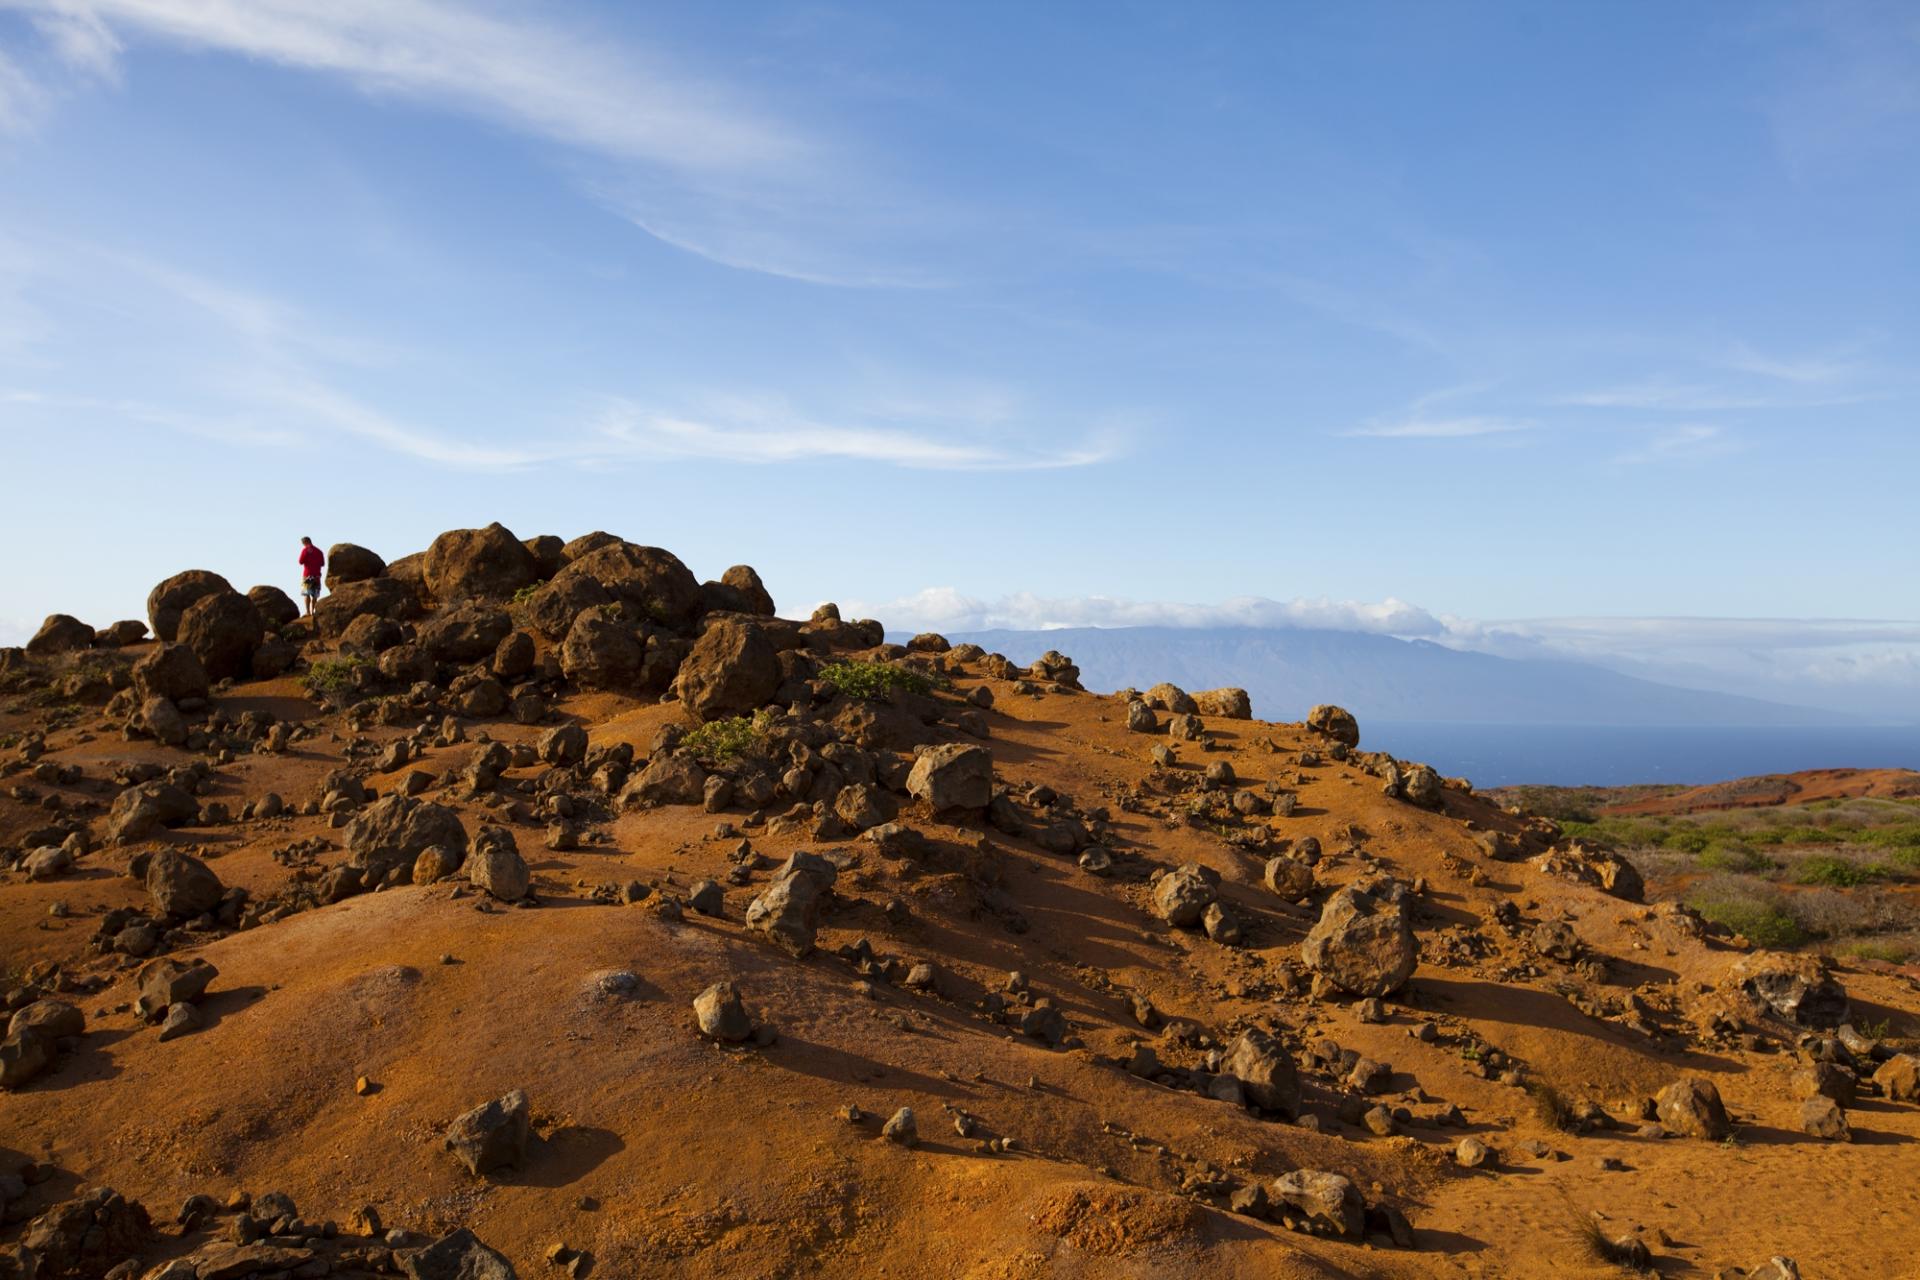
[1301,885,1416,997]
[1221,1027,1300,1116]
[467,826,529,902]
[522,534,566,580]
[1270,1170,1364,1237]
[700,565,777,616]
[96,619,149,647]
[132,643,209,704]
[1144,683,1197,714]
[403,1228,518,1280]
[1306,704,1360,746]
[145,850,224,917]
[0,1026,53,1088]
[325,542,386,587]
[1193,687,1252,719]
[26,614,93,655]
[1873,1054,1919,1102]
[548,542,703,629]
[525,572,615,642]
[1153,862,1219,928]
[562,531,621,562]
[178,590,265,681]
[418,601,515,663]
[622,754,709,807]
[744,851,837,956]
[906,743,993,811]
[559,609,644,689]
[676,618,780,721]
[1655,1077,1732,1140]
[424,523,539,602]
[443,1089,531,1175]
[1729,952,1849,1028]
[315,577,419,638]
[9,999,83,1041]
[246,585,300,629]
[147,569,234,641]
[346,795,469,881]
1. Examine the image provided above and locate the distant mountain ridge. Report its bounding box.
[936,625,1857,727]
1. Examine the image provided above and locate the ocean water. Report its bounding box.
[1362,722,1920,790]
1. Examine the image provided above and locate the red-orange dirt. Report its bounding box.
[3,535,1917,1280]
[1601,768,1920,816]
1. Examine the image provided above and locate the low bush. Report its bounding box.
[681,710,775,761]
[1686,878,1805,947]
[819,661,935,700]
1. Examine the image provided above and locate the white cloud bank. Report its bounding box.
[829,588,1920,717]
[836,589,1447,637]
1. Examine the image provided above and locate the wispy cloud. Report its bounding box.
[838,588,1446,636]
[2,235,1117,473]
[6,0,800,173]
[0,0,954,285]
[1343,416,1531,439]
[1553,381,1869,412]
[1722,342,1866,386]
[1612,423,1737,465]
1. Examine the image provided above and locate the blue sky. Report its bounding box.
[0,2,1916,713]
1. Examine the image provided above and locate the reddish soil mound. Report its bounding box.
[1604,767,1920,815]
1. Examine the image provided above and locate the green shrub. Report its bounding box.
[1793,855,1887,888]
[1686,880,1806,947]
[301,655,368,700]
[681,710,775,761]
[511,583,540,605]
[1697,844,1772,874]
[819,661,935,700]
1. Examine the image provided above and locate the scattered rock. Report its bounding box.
[1270,1169,1364,1237]
[906,743,993,811]
[444,1088,532,1175]
[882,1107,918,1146]
[693,981,753,1041]
[1654,1078,1732,1140]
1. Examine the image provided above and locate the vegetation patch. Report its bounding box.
[1685,879,1805,948]
[301,655,369,702]
[682,710,775,761]
[819,661,937,700]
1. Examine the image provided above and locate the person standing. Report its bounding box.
[298,537,325,617]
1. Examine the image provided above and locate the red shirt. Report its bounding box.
[298,545,324,579]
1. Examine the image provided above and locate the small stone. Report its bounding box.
[882,1107,918,1146]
